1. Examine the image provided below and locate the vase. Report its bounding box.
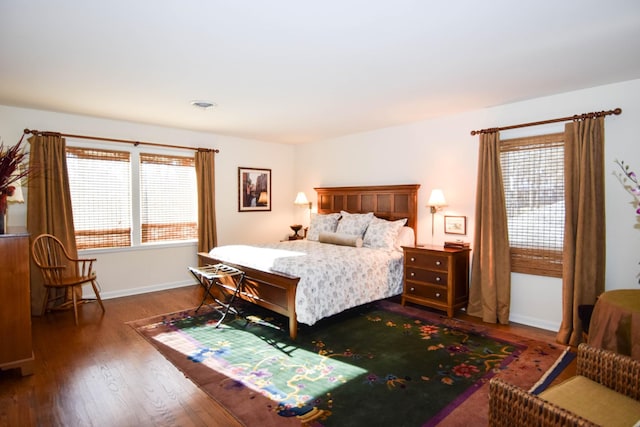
[0,193,5,234]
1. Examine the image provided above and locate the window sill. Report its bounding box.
[79,240,197,256]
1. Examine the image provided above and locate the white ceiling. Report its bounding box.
[1,1,640,144]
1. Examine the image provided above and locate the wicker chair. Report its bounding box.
[489,343,640,427]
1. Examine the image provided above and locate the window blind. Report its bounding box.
[66,147,132,249]
[500,133,564,277]
[139,153,197,243]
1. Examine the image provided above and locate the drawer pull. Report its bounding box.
[410,272,415,277]
[410,257,415,262]
[435,261,441,266]
[435,292,441,297]
[410,287,415,292]
[436,277,441,282]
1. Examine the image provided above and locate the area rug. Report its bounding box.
[128,300,567,427]
[529,346,576,395]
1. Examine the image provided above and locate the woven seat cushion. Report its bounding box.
[540,376,640,427]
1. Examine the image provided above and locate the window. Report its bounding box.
[67,147,132,249]
[139,153,197,243]
[66,146,197,250]
[500,133,564,277]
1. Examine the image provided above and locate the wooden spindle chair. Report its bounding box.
[31,233,105,325]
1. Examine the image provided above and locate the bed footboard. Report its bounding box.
[197,252,300,339]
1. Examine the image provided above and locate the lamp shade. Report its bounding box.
[6,183,24,203]
[294,191,310,206]
[6,170,24,203]
[427,189,447,207]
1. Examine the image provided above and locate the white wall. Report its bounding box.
[294,79,640,331]
[3,79,639,330]
[0,106,296,299]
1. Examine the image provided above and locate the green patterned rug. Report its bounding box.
[129,300,565,427]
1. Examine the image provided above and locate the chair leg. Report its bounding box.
[90,279,105,313]
[72,286,79,325]
[41,287,50,316]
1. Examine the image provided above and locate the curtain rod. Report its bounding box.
[22,128,219,153]
[470,107,622,136]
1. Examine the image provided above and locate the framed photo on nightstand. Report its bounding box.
[444,215,466,235]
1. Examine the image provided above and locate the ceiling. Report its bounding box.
[1,1,640,144]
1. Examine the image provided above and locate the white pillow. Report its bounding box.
[394,226,415,250]
[335,211,374,238]
[307,213,341,241]
[363,217,407,249]
[318,231,363,247]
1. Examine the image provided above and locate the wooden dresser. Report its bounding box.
[402,245,471,317]
[0,227,34,375]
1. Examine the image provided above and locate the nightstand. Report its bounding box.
[402,245,471,317]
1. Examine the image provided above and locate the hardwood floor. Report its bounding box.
[0,285,242,427]
[0,286,574,427]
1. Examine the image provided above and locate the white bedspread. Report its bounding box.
[208,240,404,326]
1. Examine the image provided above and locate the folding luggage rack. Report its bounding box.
[188,263,246,327]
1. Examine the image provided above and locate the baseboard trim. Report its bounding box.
[83,280,196,300]
[509,313,560,332]
[85,283,562,333]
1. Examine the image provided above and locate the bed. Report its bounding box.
[197,184,420,339]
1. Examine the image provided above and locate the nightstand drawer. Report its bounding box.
[405,283,447,303]
[406,267,447,285]
[405,251,449,271]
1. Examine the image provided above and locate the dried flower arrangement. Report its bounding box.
[614,159,640,285]
[0,134,30,216]
[615,159,640,215]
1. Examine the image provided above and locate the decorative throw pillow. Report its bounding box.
[318,231,363,248]
[363,217,407,249]
[394,226,416,250]
[307,213,341,241]
[335,211,374,238]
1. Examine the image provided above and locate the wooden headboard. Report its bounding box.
[314,184,421,238]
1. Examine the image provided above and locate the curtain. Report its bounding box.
[195,149,217,253]
[27,134,78,315]
[467,131,512,324]
[557,117,606,345]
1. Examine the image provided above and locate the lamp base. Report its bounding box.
[290,224,303,239]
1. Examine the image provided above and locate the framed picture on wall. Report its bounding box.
[238,167,271,212]
[444,215,466,235]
